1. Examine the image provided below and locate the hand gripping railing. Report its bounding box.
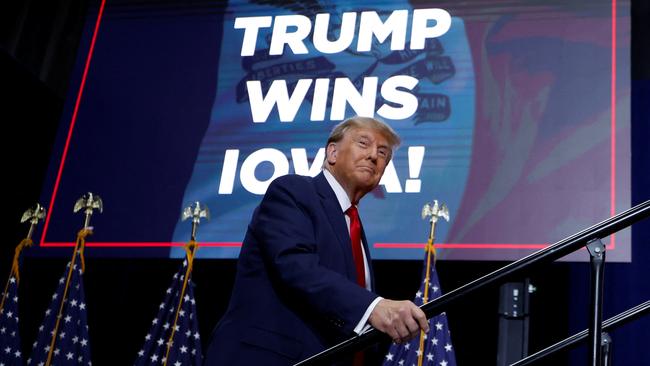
[294,200,650,366]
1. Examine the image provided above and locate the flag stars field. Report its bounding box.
[383,251,456,366]
[28,257,92,365]
[134,258,203,365]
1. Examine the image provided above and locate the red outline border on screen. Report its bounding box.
[39,0,620,251]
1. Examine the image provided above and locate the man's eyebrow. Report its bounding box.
[356,132,390,148]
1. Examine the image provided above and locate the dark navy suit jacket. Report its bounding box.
[203,172,378,365]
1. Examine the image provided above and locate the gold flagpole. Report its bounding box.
[417,232,435,366]
[417,200,449,366]
[0,204,44,313]
[45,193,102,366]
[163,202,208,366]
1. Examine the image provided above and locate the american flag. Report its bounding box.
[0,275,23,365]
[27,260,91,366]
[383,256,457,366]
[135,259,202,366]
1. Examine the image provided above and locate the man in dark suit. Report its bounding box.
[204,116,429,365]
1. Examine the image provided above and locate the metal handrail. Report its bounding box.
[511,300,650,365]
[295,200,650,366]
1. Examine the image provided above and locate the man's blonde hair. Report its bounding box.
[326,116,401,149]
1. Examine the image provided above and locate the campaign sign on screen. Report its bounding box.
[38,0,631,261]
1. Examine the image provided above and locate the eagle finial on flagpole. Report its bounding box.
[421,199,449,245]
[182,201,210,242]
[73,192,103,229]
[21,203,46,240]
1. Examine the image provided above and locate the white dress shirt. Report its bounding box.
[322,169,382,334]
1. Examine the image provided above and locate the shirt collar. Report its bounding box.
[323,169,353,213]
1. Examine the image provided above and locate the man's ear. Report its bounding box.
[326,142,337,165]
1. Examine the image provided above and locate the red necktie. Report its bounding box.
[346,206,366,366]
[345,206,366,288]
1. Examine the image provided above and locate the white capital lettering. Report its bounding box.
[411,9,452,49]
[234,16,273,56]
[377,75,419,120]
[247,79,313,123]
[313,12,356,54]
[240,148,289,194]
[270,15,312,55]
[330,77,378,121]
[357,10,408,52]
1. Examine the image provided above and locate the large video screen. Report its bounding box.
[38,0,631,261]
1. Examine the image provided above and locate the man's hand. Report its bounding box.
[368,299,429,343]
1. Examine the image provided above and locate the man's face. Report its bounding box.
[327,127,391,200]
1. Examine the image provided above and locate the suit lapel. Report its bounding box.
[314,172,357,281]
